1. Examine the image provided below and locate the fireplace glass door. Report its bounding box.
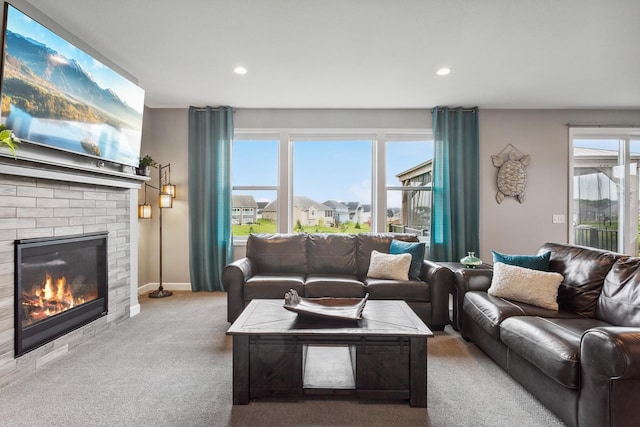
[15,232,108,356]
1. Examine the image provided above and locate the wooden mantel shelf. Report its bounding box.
[0,151,148,189]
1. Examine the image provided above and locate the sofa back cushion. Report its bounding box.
[356,233,419,278]
[539,242,623,318]
[308,233,358,275]
[246,233,308,274]
[598,257,640,326]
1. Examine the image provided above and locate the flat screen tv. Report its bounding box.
[0,3,145,167]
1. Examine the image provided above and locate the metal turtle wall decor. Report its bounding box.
[492,144,530,204]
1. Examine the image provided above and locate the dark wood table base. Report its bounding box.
[227,300,432,407]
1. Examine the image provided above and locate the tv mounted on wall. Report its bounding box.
[0,3,145,168]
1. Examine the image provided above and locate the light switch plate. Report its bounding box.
[552,214,565,224]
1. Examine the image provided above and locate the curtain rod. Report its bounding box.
[567,123,640,128]
[431,107,477,113]
[190,107,236,112]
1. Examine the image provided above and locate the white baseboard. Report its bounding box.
[137,282,192,295]
[130,304,141,317]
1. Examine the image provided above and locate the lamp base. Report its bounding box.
[148,289,173,298]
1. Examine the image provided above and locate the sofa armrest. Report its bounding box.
[222,257,256,323]
[453,268,493,294]
[579,326,640,426]
[421,260,454,329]
[451,269,493,332]
[581,326,640,380]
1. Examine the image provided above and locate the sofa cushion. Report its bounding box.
[500,317,610,389]
[367,250,411,281]
[356,233,419,277]
[364,278,430,302]
[390,239,426,280]
[463,291,583,339]
[491,249,551,271]
[304,274,365,298]
[539,242,624,318]
[308,233,358,275]
[488,262,563,310]
[598,256,640,326]
[244,273,305,300]
[246,233,308,274]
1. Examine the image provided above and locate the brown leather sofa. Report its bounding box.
[455,242,640,427]
[223,232,453,330]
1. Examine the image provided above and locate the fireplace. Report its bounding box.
[14,232,109,356]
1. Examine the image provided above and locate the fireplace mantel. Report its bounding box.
[0,153,146,189]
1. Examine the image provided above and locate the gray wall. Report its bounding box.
[137,108,640,288]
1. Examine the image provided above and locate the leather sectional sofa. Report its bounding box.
[223,232,453,330]
[455,242,640,427]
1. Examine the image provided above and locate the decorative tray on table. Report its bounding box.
[283,289,369,321]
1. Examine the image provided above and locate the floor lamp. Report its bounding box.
[138,163,176,298]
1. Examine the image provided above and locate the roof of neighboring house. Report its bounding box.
[396,159,433,180]
[232,195,258,208]
[263,196,332,212]
[346,202,362,211]
[294,196,332,212]
[256,201,269,209]
[322,200,349,211]
[361,204,371,213]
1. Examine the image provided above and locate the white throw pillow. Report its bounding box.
[367,250,411,281]
[488,262,563,310]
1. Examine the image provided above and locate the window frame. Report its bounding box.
[569,127,640,254]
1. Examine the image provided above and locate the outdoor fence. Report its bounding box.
[573,226,618,252]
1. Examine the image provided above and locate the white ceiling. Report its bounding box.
[24,0,640,110]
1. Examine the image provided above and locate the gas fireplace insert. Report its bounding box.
[14,232,108,356]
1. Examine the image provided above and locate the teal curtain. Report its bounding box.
[429,107,479,262]
[188,106,234,291]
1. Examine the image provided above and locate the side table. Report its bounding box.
[437,262,493,332]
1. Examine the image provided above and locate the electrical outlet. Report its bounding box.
[552,214,565,224]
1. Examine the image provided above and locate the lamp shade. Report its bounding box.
[138,203,152,219]
[158,193,173,208]
[162,183,176,198]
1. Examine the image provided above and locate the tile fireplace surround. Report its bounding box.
[0,160,142,388]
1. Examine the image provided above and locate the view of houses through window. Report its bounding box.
[232,133,433,241]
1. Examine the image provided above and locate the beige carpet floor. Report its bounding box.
[0,291,565,426]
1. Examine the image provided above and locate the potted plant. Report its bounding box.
[137,154,157,176]
[0,124,20,158]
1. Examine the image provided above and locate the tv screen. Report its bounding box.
[0,4,145,167]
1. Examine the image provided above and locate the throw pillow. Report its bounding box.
[367,250,411,281]
[488,262,563,310]
[389,239,426,280]
[491,249,551,271]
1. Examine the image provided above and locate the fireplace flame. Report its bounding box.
[23,272,87,323]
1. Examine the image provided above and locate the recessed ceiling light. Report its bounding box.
[234,66,247,75]
[436,67,451,76]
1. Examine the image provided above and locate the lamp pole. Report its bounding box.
[149,163,173,298]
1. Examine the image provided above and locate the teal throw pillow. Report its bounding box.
[491,249,551,271]
[389,239,426,279]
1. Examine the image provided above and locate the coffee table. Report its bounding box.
[226,299,433,407]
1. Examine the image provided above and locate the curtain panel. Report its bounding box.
[187,106,234,291]
[430,107,479,262]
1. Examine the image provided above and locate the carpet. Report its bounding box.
[0,292,565,426]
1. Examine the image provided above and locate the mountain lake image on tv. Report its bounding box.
[0,4,145,167]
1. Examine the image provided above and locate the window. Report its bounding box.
[385,138,434,238]
[232,137,278,236]
[292,138,372,233]
[570,128,640,255]
[232,131,433,240]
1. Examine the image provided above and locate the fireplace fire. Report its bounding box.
[21,271,98,327]
[15,232,108,356]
